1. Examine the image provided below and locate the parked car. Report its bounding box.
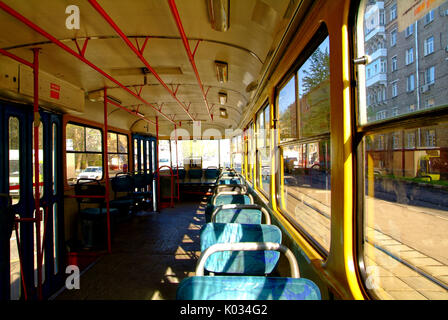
[77,166,103,180]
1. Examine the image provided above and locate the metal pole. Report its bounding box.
[0,1,175,125]
[167,0,213,120]
[32,47,43,301]
[174,124,180,201]
[103,87,112,253]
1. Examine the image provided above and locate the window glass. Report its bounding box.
[66,123,103,184]
[298,37,330,138]
[219,139,231,168]
[231,135,243,173]
[357,0,448,300]
[257,105,271,196]
[278,33,331,253]
[8,117,20,205]
[278,76,297,143]
[247,123,254,182]
[158,140,171,168]
[32,122,44,198]
[357,0,448,125]
[107,132,128,176]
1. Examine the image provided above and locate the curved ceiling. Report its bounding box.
[0,0,299,136]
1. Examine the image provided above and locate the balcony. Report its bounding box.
[368,48,387,62]
[366,72,387,88]
[365,25,385,42]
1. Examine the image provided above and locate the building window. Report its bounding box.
[390,29,397,46]
[405,23,414,37]
[424,36,434,56]
[66,123,103,185]
[392,107,399,117]
[405,48,414,65]
[425,66,435,85]
[425,98,435,109]
[390,4,397,22]
[376,110,386,120]
[391,56,397,72]
[406,74,415,92]
[424,10,434,25]
[391,81,398,97]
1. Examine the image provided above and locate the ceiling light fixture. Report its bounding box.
[207,0,230,32]
[219,107,228,118]
[218,91,227,105]
[215,60,228,83]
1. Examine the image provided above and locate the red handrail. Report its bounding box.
[154,166,175,209]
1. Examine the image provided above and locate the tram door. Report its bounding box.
[0,101,64,300]
[132,135,157,210]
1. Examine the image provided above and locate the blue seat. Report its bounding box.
[205,193,253,222]
[188,168,203,179]
[218,178,242,185]
[110,174,135,215]
[174,168,186,180]
[200,223,281,274]
[177,276,321,300]
[177,242,321,300]
[211,204,270,225]
[205,167,220,179]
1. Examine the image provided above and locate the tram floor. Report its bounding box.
[54,198,205,300]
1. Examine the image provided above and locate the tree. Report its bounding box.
[300,46,330,95]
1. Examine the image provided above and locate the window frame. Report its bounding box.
[274,25,332,257]
[255,101,271,198]
[65,121,104,185]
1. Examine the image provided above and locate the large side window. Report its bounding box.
[247,123,255,183]
[356,0,448,300]
[256,103,271,197]
[231,135,243,173]
[107,131,129,176]
[277,30,331,254]
[66,123,103,184]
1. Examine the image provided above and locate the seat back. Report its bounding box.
[218,178,242,185]
[213,193,252,206]
[75,179,105,204]
[111,174,134,193]
[188,168,203,179]
[177,276,321,300]
[205,167,220,179]
[174,168,186,179]
[200,223,281,274]
[212,204,270,225]
[133,173,147,189]
[214,184,247,194]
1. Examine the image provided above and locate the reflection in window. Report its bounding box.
[357,0,448,300]
[32,122,44,198]
[257,104,271,196]
[278,76,296,143]
[66,123,103,184]
[358,0,448,125]
[363,122,448,299]
[278,32,331,253]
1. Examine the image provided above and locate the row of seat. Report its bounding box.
[173,167,220,180]
[74,172,153,248]
[176,169,321,300]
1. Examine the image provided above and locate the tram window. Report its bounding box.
[231,135,243,173]
[10,221,20,300]
[53,203,58,275]
[219,139,231,168]
[158,140,171,168]
[278,75,297,143]
[32,122,44,198]
[356,0,448,300]
[201,140,219,168]
[107,132,129,176]
[134,139,138,171]
[256,104,271,196]
[247,123,255,182]
[34,207,45,287]
[52,123,57,196]
[66,123,103,184]
[277,34,331,253]
[8,117,20,205]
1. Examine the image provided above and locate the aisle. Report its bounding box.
[54,200,205,300]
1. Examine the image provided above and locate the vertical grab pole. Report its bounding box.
[174,124,180,201]
[155,116,159,211]
[103,88,112,253]
[32,48,43,300]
